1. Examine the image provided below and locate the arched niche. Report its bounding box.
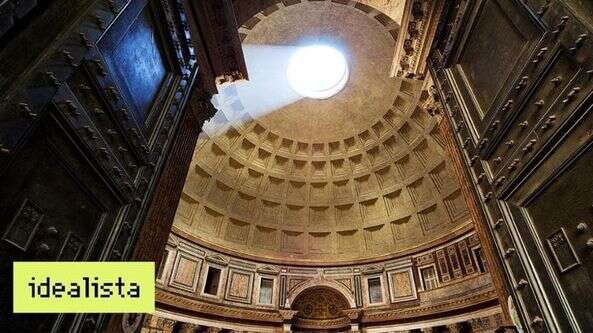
[290,286,353,332]
[285,278,356,309]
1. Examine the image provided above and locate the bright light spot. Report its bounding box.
[287,45,349,99]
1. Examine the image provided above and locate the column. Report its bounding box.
[342,309,362,332]
[278,310,298,333]
[132,92,215,266]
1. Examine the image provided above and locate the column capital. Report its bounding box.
[279,309,299,321]
[178,322,200,333]
[142,314,176,333]
[446,323,461,333]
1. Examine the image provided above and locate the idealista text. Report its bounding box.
[28,276,141,298]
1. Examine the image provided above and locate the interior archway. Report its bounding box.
[291,286,351,331]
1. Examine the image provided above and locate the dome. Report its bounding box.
[172,0,471,264]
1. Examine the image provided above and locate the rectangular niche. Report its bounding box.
[225,268,254,304]
[418,264,439,291]
[387,266,417,303]
[157,249,170,282]
[258,278,274,305]
[203,266,222,296]
[367,276,384,305]
[168,250,202,292]
[472,246,487,273]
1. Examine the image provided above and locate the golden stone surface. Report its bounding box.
[173,0,471,264]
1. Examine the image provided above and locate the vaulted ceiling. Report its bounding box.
[172,0,471,264]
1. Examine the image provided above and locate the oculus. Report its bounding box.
[287,45,349,99]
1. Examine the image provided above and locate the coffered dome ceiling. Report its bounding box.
[173,0,471,264]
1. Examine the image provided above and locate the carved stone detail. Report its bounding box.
[392,0,444,79]
[2,198,44,251]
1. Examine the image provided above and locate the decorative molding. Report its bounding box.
[278,309,298,321]
[363,288,498,322]
[156,281,498,325]
[205,253,230,266]
[362,264,385,275]
[257,265,281,275]
[237,0,399,44]
[186,0,248,92]
[391,0,444,79]
[156,289,284,322]
[285,278,357,309]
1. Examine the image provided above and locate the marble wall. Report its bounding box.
[155,229,499,331]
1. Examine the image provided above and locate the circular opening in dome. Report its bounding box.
[287,45,349,99]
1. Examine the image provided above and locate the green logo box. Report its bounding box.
[13,262,155,313]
